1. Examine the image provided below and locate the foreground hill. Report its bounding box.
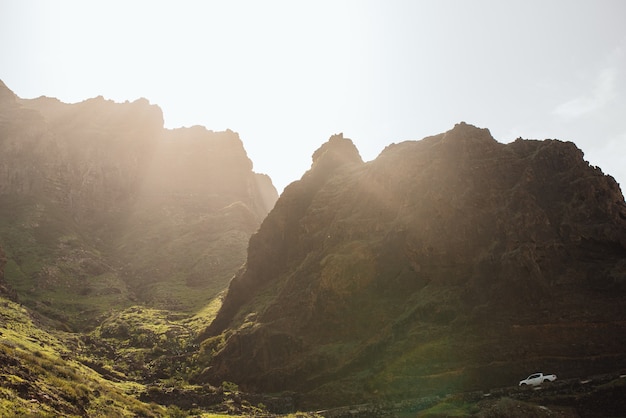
[0,80,277,329]
[1,250,325,416]
[200,123,626,408]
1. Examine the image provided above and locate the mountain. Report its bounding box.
[3,79,626,415]
[199,123,626,407]
[0,80,277,329]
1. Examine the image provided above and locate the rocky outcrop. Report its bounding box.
[0,80,277,220]
[203,133,363,337]
[200,122,626,407]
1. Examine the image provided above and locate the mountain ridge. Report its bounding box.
[0,80,278,328]
[199,122,626,407]
[2,79,626,415]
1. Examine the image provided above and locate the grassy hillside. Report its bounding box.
[0,294,325,417]
[0,296,166,416]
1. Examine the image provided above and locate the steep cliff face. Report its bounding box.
[201,123,626,406]
[204,133,363,336]
[0,80,278,328]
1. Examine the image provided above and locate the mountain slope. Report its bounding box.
[0,80,278,329]
[200,123,626,407]
[0,245,167,416]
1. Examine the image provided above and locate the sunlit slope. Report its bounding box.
[0,294,170,417]
[0,248,224,417]
[0,80,278,329]
[200,123,626,407]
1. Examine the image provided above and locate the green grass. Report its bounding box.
[415,397,477,417]
[0,296,167,417]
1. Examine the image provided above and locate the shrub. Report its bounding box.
[221,381,239,393]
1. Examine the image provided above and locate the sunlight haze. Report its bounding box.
[1,0,625,193]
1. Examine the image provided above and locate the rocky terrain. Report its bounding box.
[200,123,626,409]
[0,80,277,329]
[1,79,625,416]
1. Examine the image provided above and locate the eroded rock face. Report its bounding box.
[203,133,363,337]
[201,122,626,406]
[2,89,276,224]
[0,80,278,327]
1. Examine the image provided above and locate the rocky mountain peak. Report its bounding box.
[438,121,499,158]
[200,124,626,406]
[444,121,494,141]
[0,79,17,105]
[306,133,363,182]
[312,133,362,164]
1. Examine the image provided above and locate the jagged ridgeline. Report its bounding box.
[0,80,278,330]
[199,123,626,407]
[3,77,626,415]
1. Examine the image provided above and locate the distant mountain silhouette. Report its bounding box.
[199,122,626,407]
[0,80,277,329]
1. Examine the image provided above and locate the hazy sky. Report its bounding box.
[1,0,625,193]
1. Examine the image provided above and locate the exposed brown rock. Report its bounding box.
[200,122,626,407]
[202,133,363,338]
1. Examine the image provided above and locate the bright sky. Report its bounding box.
[1,0,625,194]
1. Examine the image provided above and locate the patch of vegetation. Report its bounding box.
[0,296,166,417]
[0,186,255,332]
[415,396,478,417]
[1,294,316,416]
[83,305,202,382]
